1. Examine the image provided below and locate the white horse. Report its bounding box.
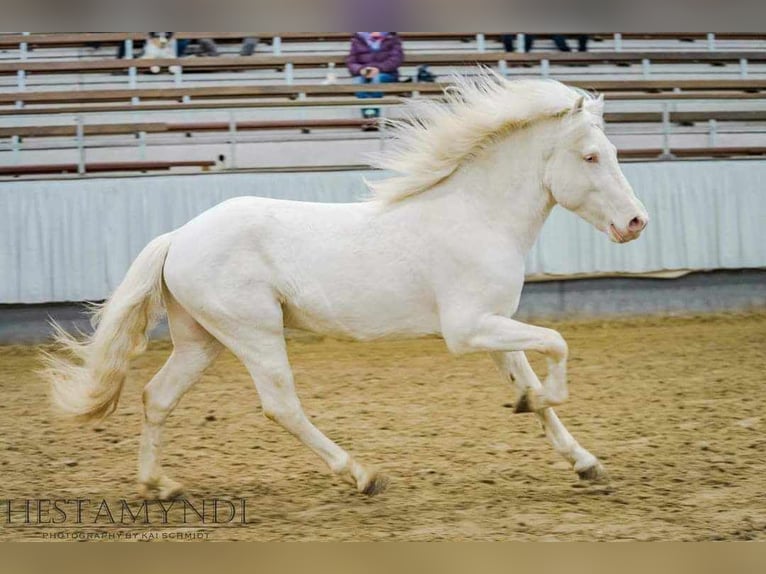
[43,72,648,500]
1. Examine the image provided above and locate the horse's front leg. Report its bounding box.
[491,351,606,481]
[446,314,569,410]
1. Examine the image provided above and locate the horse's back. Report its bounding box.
[164,195,365,289]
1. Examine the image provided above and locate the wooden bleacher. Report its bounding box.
[3,111,765,139]
[2,79,765,109]
[1,32,766,178]
[2,32,765,51]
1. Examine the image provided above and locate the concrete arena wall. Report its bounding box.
[1,159,765,304]
[2,270,764,345]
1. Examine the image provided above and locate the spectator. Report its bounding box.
[501,34,589,53]
[501,34,533,53]
[551,35,589,52]
[346,32,403,121]
[141,33,180,74]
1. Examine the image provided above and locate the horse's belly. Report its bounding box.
[282,289,441,341]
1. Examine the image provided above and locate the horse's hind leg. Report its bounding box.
[201,298,387,495]
[138,294,221,499]
[492,351,607,482]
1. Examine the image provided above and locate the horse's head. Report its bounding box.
[544,94,648,243]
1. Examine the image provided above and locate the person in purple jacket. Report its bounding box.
[346,32,404,122]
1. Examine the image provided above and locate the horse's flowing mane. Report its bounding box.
[367,70,601,203]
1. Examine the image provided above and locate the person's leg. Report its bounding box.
[552,35,571,52]
[354,75,374,99]
[524,34,535,52]
[354,76,377,120]
[175,39,190,57]
[500,34,515,52]
[361,73,397,121]
[577,35,589,52]
[377,72,398,83]
[198,38,219,57]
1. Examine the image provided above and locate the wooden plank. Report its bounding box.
[3,148,765,179]
[2,32,765,49]
[0,122,167,138]
[0,82,442,104]
[167,118,373,132]
[606,110,766,123]
[0,97,407,116]
[4,91,766,117]
[4,110,764,141]
[0,160,214,175]
[1,79,764,106]
[1,51,765,75]
[619,147,766,159]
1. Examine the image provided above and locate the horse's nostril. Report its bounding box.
[628,216,646,232]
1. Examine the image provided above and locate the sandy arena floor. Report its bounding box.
[0,312,764,541]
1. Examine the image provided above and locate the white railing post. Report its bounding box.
[285,61,294,85]
[129,66,139,105]
[497,59,508,77]
[708,119,718,147]
[272,36,282,55]
[124,39,139,105]
[614,33,623,52]
[740,58,749,78]
[707,33,716,51]
[642,58,651,79]
[228,112,238,169]
[16,33,28,108]
[540,58,550,78]
[19,32,28,60]
[15,70,25,109]
[11,135,20,165]
[661,103,671,158]
[76,116,86,175]
[516,33,525,53]
[138,130,147,161]
[476,33,486,53]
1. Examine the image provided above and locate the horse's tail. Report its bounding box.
[41,232,174,422]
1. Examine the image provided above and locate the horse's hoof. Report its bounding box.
[140,478,184,500]
[158,479,185,501]
[577,463,609,483]
[361,473,389,496]
[514,391,533,413]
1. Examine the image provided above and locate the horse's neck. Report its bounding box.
[439,123,556,255]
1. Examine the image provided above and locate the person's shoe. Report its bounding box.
[361,108,380,131]
[240,37,258,56]
[198,39,219,57]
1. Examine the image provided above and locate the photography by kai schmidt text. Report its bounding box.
[3,498,249,540]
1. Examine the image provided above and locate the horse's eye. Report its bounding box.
[584,153,599,163]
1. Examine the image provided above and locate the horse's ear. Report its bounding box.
[572,95,585,114]
[593,93,605,116]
